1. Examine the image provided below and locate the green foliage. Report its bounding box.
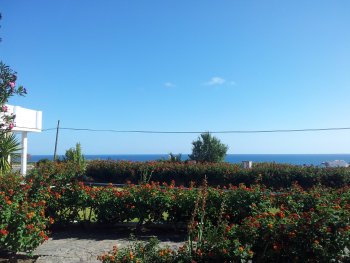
[63,142,86,174]
[63,142,85,164]
[85,160,350,189]
[98,237,176,263]
[26,161,87,224]
[0,173,51,254]
[96,183,350,262]
[0,62,26,174]
[0,62,26,133]
[0,133,21,175]
[23,162,350,261]
[189,133,228,163]
[168,153,182,162]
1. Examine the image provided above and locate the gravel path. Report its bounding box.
[33,227,186,263]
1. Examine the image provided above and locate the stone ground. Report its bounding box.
[32,227,186,263]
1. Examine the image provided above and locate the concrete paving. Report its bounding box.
[33,227,186,263]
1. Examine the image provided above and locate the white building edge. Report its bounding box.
[4,105,42,175]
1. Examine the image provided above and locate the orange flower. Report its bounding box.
[26,212,35,219]
[26,224,34,230]
[39,230,47,240]
[277,211,285,219]
[0,229,8,236]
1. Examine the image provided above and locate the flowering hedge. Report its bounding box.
[85,160,350,189]
[96,183,350,262]
[24,162,350,261]
[26,161,87,224]
[0,173,51,254]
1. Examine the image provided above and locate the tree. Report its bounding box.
[0,62,26,174]
[0,62,27,132]
[189,133,228,163]
[63,142,86,172]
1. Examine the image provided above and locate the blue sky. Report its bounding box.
[1,1,350,155]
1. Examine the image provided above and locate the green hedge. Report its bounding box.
[0,173,51,254]
[24,162,350,262]
[85,160,350,189]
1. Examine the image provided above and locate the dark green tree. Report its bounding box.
[189,133,228,163]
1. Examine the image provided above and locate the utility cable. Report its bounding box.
[37,126,350,134]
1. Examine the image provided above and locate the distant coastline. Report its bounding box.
[28,154,350,166]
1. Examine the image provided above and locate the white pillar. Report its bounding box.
[21,131,28,175]
[7,133,11,165]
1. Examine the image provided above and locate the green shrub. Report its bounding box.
[0,173,51,254]
[85,160,350,189]
[189,133,228,163]
[97,183,350,262]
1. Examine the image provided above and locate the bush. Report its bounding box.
[26,160,87,224]
[189,133,228,163]
[98,237,176,263]
[85,160,350,189]
[0,173,51,254]
[63,142,86,176]
[97,183,350,262]
[24,163,350,261]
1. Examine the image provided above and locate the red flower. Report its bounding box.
[0,229,9,236]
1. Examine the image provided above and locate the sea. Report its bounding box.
[29,154,350,166]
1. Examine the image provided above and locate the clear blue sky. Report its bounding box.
[1,1,350,155]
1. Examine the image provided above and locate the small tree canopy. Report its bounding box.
[189,133,228,163]
[63,143,86,168]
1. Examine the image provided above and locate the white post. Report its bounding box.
[7,133,11,165]
[242,161,253,169]
[21,131,28,175]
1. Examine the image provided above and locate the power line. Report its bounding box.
[39,126,350,134]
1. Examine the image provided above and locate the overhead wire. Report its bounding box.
[38,126,350,134]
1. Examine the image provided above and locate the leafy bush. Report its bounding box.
[24,163,350,261]
[0,173,51,254]
[85,160,350,189]
[98,237,176,263]
[63,142,86,175]
[0,62,26,175]
[189,133,228,163]
[97,183,350,262]
[26,160,87,224]
[0,133,21,174]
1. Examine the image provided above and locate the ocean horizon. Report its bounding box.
[29,154,350,166]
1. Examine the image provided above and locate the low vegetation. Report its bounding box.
[1,158,350,262]
[85,159,350,189]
